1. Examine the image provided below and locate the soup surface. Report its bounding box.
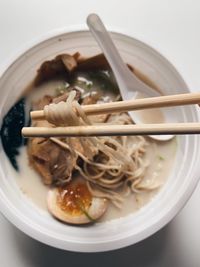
[0,53,176,223]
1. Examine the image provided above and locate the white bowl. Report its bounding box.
[0,29,200,252]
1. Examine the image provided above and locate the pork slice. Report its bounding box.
[28,138,77,185]
[28,94,77,185]
[82,93,109,123]
[34,54,78,85]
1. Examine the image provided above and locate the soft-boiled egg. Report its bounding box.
[47,179,108,224]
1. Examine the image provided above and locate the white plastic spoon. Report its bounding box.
[87,13,174,141]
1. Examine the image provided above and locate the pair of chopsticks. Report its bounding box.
[22,92,200,137]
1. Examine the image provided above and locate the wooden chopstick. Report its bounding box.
[22,123,200,137]
[30,92,200,120]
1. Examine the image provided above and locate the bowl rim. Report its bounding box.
[1,26,200,252]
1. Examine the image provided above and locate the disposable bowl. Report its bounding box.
[0,29,200,252]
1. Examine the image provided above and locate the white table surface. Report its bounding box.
[0,0,200,266]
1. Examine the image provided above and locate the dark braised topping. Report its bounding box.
[34,54,78,85]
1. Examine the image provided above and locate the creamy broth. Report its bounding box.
[15,134,176,220]
[16,147,48,210]
[15,79,176,221]
[100,138,176,221]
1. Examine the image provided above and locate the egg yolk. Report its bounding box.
[57,182,92,215]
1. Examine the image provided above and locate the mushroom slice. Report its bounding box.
[47,180,108,224]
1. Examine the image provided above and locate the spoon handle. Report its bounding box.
[87,14,131,88]
[87,13,158,97]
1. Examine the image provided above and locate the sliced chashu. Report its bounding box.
[28,95,77,185]
[28,136,77,185]
[27,93,92,185]
[82,93,109,123]
[47,178,108,224]
[34,54,78,85]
